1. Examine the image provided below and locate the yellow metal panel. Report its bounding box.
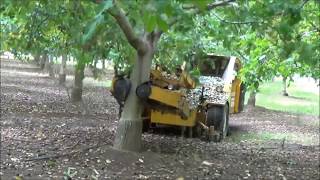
[149,86,183,109]
[181,72,196,89]
[151,109,197,127]
[232,78,241,113]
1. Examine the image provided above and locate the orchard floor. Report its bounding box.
[1,59,319,180]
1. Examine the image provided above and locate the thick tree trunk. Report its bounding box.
[59,55,67,85]
[282,77,289,96]
[113,49,153,152]
[71,64,85,102]
[247,91,257,107]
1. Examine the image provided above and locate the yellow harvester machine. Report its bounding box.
[112,54,245,141]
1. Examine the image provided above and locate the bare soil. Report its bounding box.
[1,59,319,180]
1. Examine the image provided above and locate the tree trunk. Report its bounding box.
[94,59,98,68]
[59,55,67,85]
[34,54,41,65]
[71,64,85,102]
[247,91,257,107]
[282,76,289,96]
[90,59,99,79]
[102,59,105,69]
[40,54,47,70]
[45,55,54,77]
[113,49,153,152]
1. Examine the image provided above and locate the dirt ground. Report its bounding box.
[1,59,319,180]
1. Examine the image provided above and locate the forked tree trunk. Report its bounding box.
[71,64,85,102]
[113,48,154,152]
[247,91,256,107]
[282,76,289,96]
[59,55,67,85]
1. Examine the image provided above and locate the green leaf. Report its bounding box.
[97,0,113,14]
[81,0,113,45]
[81,14,104,45]
[192,0,211,11]
[145,14,157,32]
[157,16,168,32]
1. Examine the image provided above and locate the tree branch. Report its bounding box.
[107,2,146,52]
[146,30,163,49]
[207,0,236,10]
[212,12,262,24]
[182,0,235,11]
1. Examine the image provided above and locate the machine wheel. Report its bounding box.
[206,105,229,142]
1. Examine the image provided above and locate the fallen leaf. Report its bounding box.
[202,160,213,166]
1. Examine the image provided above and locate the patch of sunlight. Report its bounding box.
[83,77,112,88]
[228,132,319,146]
[0,69,47,77]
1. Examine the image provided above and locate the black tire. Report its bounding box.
[206,105,229,141]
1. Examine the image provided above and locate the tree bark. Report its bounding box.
[59,54,67,85]
[113,47,154,152]
[282,76,289,96]
[247,91,257,107]
[71,63,85,102]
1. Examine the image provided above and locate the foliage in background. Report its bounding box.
[1,0,319,83]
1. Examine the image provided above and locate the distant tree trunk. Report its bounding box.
[282,76,289,96]
[59,55,67,85]
[102,59,105,69]
[71,63,85,102]
[247,91,257,107]
[90,59,99,79]
[46,55,54,77]
[40,54,47,70]
[34,54,41,65]
[94,59,98,68]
